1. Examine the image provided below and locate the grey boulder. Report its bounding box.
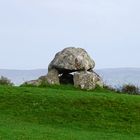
[46,69,60,85]
[49,47,95,73]
[74,71,103,90]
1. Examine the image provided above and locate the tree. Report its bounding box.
[0,76,13,86]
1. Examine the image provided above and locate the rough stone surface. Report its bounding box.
[49,47,95,73]
[46,68,60,85]
[74,71,103,90]
[92,71,103,88]
[24,80,41,86]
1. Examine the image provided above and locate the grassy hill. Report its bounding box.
[0,85,140,140]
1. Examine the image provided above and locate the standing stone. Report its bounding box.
[46,69,60,85]
[74,71,103,90]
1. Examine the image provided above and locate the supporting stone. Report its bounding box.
[47,69,60,85]
[74,71,103,90]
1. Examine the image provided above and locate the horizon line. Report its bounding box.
[0,67,140,71]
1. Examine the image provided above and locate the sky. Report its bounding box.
[0,0,140,70]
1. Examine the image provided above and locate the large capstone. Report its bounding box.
[48,47,95,73]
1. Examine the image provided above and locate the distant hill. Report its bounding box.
[96,68,140,88]
[0,68,140,87]
[0,69,48,85]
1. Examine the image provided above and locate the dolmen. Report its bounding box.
[25,47,103,90]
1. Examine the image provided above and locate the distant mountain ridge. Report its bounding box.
[0,68,140,87]
[96,68,140,88]
[0,69,48,85]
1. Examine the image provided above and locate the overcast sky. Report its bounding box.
[0,0,140,70]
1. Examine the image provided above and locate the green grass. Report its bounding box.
[0,85,140,140]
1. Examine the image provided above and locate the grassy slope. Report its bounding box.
[0,85,140,140]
